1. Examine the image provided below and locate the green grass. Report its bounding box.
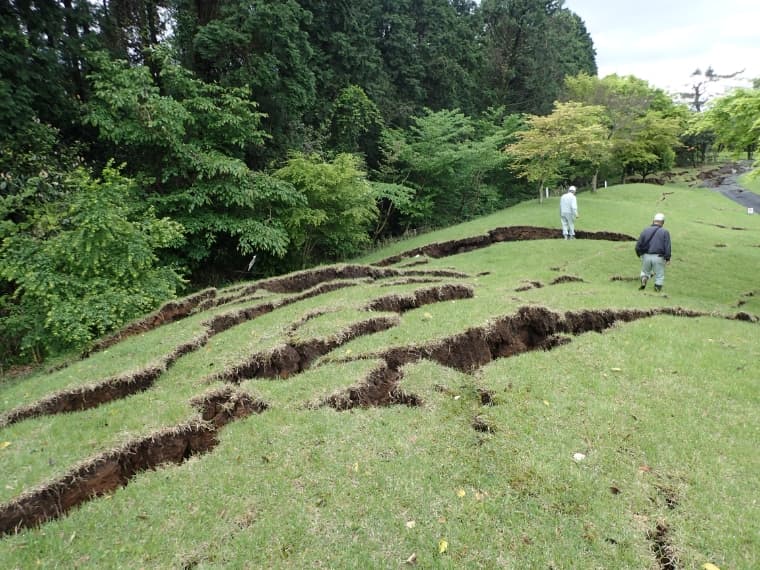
[1,182,759,569]
[739,170,760,193]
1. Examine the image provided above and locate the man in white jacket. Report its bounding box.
[559,186,579,239]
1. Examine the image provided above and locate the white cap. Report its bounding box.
[653,213,665,222]
[568,186,577,193]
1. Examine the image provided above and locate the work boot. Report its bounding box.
[639,275,648,290]
[654,284,662,292]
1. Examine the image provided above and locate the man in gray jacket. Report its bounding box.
[635,212,671,292]
[559,186,579,239]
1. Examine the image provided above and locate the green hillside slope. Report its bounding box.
[1,183,758,569]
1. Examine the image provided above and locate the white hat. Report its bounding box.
[653,212,665,222]
[568,186,577,193]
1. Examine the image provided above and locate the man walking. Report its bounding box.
[635,212,671,292]
[559,186,579,239]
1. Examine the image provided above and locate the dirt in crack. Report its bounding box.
[372,226,635,266]
[211,284,474,384]
[0,387,266,536]
[1,281,359,428]
[336,305,706,374]
[647,522,680,570]
[212,316,399,382]
[318,361,422,411]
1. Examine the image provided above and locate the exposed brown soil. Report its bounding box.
[372,226,635,266]
[255,264,466,293]
[515,281,543,292]
[210,284,473,384]
[0,331,210,428]
[647,522,679,570]
[1,282,359,428]
[380,278,442,287]
[0,388,265,535]
[550,275,584,285]
[318,361,422,411]
[211,316,400,383]
[87,288,217,354]
[364,283,474,313]
[397,258,430,268]
[337,306,707,374]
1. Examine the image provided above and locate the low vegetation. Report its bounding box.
[1,181,758,568]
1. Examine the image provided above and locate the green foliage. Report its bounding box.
[174,0,316,161]
[564,73,686,181]
[505,101,611,198]
[0,164,184,360]
[85,51,303,276]
[326,85,385,168]
[479,0,597,114]
[274,153,378,267]
[381,108,517,227]
[696,87,760,160]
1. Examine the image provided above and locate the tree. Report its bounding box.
[617,111,683,180]
[479,0,597,114]
[564,73,686,182]
[678,66,744,112]
[0,164,184,360]
[172,0,316,164]
[696,88,760,161]
[381,108,517,226]
[85,52,304,280]
[326,85,385,169]
[504,101,610,201]
[273,153,378,267]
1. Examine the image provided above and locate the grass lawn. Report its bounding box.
[1,181,759,569]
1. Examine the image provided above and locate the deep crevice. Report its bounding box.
[210,316,400,383]
[0,282,359,428]
[372,226,635,266]
[364,284,474,313]
[317,361,421,411]
[0,387,266,536]
[336,306,708,374]
[86,288,218,355]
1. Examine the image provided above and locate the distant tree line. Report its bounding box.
[1,0,758,363]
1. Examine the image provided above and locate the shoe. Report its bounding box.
[654,285,662,292]
[639,275,648,290]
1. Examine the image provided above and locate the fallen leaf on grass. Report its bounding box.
[406,520,416,529]
[438,539,448,554]
[542,400,550,406]
[702,564,721,570]
[610,367,622,372]
[0,441,11,449]
[638,465,652,473]
[475,491,486,501]
[456,489,466,498]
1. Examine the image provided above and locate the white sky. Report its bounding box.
[563,0,760,97]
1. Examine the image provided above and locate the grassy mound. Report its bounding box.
[1,183,758,568]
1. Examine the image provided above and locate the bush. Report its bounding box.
[0,165,185,361]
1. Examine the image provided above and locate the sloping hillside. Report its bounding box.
[1,183,758,569]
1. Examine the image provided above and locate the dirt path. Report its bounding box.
[707,160,760,213]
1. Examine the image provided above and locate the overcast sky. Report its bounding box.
[563,0,760,96]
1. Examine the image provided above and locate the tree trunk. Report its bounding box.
[591,170,598,192]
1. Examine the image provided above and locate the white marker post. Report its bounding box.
[546,187,549,199]
[749,207,754,215]
[604,180,608,188]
